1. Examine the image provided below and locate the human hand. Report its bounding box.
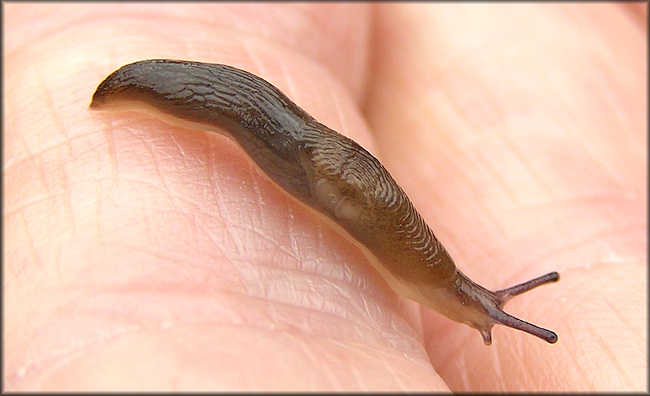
[4,3,646,391]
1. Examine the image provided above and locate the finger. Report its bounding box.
[366,3,645,391]
[4,3,446,391]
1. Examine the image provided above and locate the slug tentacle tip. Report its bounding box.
[495,271,560,303]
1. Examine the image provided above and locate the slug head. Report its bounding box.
[451,271,560,345]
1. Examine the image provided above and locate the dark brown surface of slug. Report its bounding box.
[91,59,559,345]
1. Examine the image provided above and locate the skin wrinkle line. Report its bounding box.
[327,336,432,382]
[103,116,121,187]
[247,165,266,226]
[321,278,370,321]
[505,127,560,203]
[451,74,526,214]
[329,84,350,145]
[90,59,561,346]
[291,333,343,390]
[603,296,638,338]
[94,155,105,241]
[184,266,415,350]
[14,320,142,385]
[285,204,303,263]
[573,112,629,193]
[38,73,72,169]
[203,138,242,254]
[236,207,302,260]
[380,353,408,390]
[251,164,277,237]
[142,132,175,203]
[215,252,379,309]
[554,78,631,193]
[213,208,242,260]
[20,209,45,272]
[482,130,536,206]
[408,94,512,239]
[278,61,299,111]
[240,39,268,89]
[602,77,637,145]
[6,112,122,160]
[167,132,189,159]
[228,290,373,338]
[476,144,519,207]
[490,340,505,387]
[5,189,72,217]
[27,141,53,207]
[324,339,375,390]
[456,352,471,389]
[533,221,641,270]
[590,325,633,388]
[574,331,597,391]
[57,148,78,239]
[502,194,643,255]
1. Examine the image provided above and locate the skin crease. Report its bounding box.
[3,3,646,392]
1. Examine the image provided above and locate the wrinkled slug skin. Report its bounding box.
[91,60,559,345]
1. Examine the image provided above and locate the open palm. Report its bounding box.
[4,3,646,391]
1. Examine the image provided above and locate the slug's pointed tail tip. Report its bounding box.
[89,64,133,110]
[90,81,112,110]
[89,87,104,109]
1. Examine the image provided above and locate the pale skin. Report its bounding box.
[4,3,646,392]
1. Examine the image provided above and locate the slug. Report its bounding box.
[90,59,559,345]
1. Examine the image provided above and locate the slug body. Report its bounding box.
[91,59,559,345]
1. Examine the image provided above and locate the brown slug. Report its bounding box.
[90,59,559,345]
